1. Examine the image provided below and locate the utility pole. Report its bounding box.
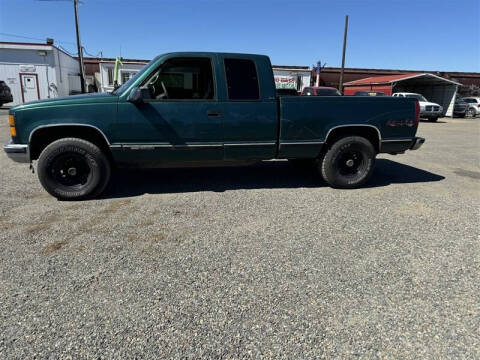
[316,60,321,87]
[339,15,349,93]
[74,0,86,93]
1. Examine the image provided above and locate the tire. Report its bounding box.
[37,138,111,200]
[319,136,376,189]
[429,117,438,122]
[467,108,476,117]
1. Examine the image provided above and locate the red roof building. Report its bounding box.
[343,73,462,116]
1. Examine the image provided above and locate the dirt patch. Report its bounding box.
[66,203,83,211]
[43,241,67,255]
[25,192,50,200]
[454,169,480,180]
[150,233,166,242]
[127,234,140,242]
[101,199,132,215]
[79,199,134,231]
[127,232,166,242]
[395,201,433,217]
[26,215,59,234]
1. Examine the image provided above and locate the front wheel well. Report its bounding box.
[29,125,112,161]
[324,126,380,153]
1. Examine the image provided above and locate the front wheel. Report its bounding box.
[37,138,111,200]
[467,108,476,117]
[319,136,376,189]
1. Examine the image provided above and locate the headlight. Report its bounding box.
[420,105,425,110]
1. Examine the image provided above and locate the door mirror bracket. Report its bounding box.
[127,87,151,104]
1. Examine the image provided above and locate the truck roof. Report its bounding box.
[158,51,270,59]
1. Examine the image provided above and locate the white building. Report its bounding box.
[272,65,311,93]
[98,59,148,93]
[0,41,81,106]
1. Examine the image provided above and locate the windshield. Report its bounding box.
[111,57,158,95]
[405,94,427,102]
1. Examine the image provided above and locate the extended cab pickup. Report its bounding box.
[4,52,425,200]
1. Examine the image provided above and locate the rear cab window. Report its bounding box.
[224,58,260,100]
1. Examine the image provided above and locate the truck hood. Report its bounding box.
[10,92,117,112]
[419,101,441,107]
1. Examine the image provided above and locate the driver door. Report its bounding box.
[116,55,223,164]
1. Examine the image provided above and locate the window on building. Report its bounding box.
[121,71,137,84]
[143,57,214,100]
[107,67,114,86]
[224,59,260,100]
[107,67,113,86]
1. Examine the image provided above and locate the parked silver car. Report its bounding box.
[462,97,480,117]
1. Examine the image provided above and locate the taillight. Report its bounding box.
[414,101,420,127]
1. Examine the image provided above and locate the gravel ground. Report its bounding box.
[0,109,479,358]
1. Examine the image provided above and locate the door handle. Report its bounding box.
[207,111,222,117]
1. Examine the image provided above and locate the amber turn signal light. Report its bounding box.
[10,126,17,137]
[8,114,15,126]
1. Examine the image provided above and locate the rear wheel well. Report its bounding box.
[29,126,112,161]
[324,126,380,153]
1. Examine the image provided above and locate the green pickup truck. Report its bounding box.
[4,52,424,200]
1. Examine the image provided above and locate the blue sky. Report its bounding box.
[0,0,479,71]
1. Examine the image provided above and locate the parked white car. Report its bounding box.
[392,92,443,122]
[462,97,480,117]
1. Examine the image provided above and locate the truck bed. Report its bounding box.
[277,96,418,158]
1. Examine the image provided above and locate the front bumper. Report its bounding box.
[410,137,425,151]
[420,111,443,118]
[3,142,29,163]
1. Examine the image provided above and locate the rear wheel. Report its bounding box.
[429,117,438,122]
[37,138,111,200]
[319,136,376,189]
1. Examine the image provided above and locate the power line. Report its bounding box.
[0,32,102,58]
[0,32,76,45]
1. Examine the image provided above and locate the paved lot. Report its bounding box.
[0,108,479,358]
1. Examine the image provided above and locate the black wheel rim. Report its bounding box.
[50,152,91,189]
[336,149,365,177]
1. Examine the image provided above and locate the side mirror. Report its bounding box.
[127,87,150,104]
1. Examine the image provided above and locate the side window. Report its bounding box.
[143,57,214,100]
[224,58,260,100]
